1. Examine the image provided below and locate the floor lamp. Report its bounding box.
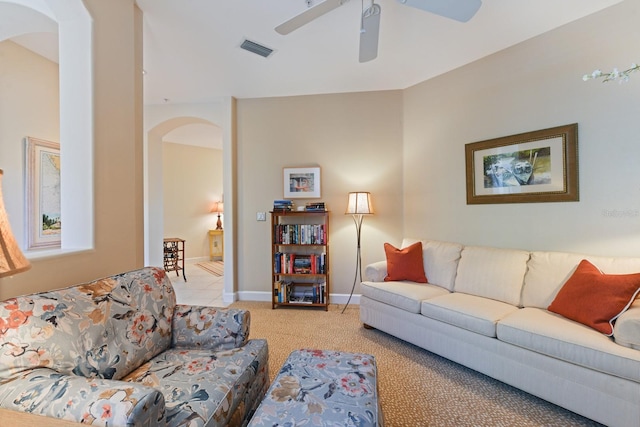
[0,169,31,278]
[342,192,373,314]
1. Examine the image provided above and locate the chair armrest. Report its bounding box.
[0,368,165,425]
[364,260,387,282]
[171,305,250,350]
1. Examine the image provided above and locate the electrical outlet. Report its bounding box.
[257,212,266,221]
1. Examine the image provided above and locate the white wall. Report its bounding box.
[162,142,222,259]
[403,0,640,256]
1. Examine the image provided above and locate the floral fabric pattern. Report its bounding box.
[0,267,269,426]
[248,349,382,427]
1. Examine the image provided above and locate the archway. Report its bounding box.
[145,100,236,303]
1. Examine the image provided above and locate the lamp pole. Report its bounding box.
[342,213,365,313]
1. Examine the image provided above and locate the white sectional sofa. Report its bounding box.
[360,238,640,427]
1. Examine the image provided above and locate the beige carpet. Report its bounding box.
[230,301,602,427]
[195,260,224,276]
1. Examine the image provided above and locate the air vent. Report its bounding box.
[240,39,274,58]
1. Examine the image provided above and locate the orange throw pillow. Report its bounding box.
[548,259,640,336]
[383,242,428,283]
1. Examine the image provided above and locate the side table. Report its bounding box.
[208,229,224,261]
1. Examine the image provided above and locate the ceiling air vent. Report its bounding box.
[240,39,274,58]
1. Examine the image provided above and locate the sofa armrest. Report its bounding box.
[614,306,640,349]
[364,260,387,282]
[171,305,250,350]
[0,368,165,425]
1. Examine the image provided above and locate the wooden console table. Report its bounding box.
[163,238,186,281]
[208,229,224,261]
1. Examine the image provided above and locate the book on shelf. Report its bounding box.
[305,202,326,212]
[273,200,293,211]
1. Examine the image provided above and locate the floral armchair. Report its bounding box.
[0,267,269,426]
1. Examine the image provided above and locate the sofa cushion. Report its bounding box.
[402,238,463,291]
[383,242,427,283]
[123,339,269,427]
[522,251,640,309]
[361,281,449,314]
[453,246,530,306]
[421,293,520,338]
[548,259,640,335]
[497,307,640,382]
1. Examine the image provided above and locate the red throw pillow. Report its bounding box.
[383,242,428,283]
[548,259,640,335]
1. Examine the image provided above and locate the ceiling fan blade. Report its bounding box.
[359,3,381,63]
[276,0,349,35]
[396,0,481,22]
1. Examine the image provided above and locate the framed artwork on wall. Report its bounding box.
[465,123,579,204]
[25,137,61,249]
[283,167,321,199]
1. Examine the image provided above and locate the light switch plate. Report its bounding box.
[257,212,266,221]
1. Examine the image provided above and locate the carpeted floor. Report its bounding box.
[195,260,224,276]
[230,301,603,427]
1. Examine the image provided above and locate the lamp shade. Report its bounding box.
[346,192,373,215]
[0,170,31,278]
[210,201,224,214]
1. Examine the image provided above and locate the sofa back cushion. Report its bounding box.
[523,251,640,309]
[454,246,530,306]
[402,238,463,291]
[0,267,176,383]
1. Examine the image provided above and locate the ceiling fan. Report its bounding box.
[275,0,482,63]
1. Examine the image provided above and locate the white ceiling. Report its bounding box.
[0,0,625,149]
[135,0,624,104]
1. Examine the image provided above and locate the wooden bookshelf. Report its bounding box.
[271,211,329,310]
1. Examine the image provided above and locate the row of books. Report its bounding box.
[274,253,326,274]
[273,200,293,211]
[305,202,326,212]
[274,281,326,304]
[274,224,326,245]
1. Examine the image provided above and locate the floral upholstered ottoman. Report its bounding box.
[248,349,383,426]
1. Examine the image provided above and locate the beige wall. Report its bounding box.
[236,91,404,297]
[0,0,144,299]
[0,40,59,243]
[403,0,640,256]
[162,142,223,259]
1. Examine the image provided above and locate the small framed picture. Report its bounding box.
[283,167,321,199]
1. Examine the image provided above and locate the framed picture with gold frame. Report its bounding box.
[465,124,578,204]
[25,137,61,249]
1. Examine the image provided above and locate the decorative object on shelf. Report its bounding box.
[0,169,31,278]
[465,123,579,205]
[342,191,373,314]
[583,63,639,83]
[283,167,321,198]
[211,201,224,230]
[25,137,61,250]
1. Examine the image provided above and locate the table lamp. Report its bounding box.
[0,169,31,278]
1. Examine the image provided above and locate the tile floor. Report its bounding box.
[168,259,229,307]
